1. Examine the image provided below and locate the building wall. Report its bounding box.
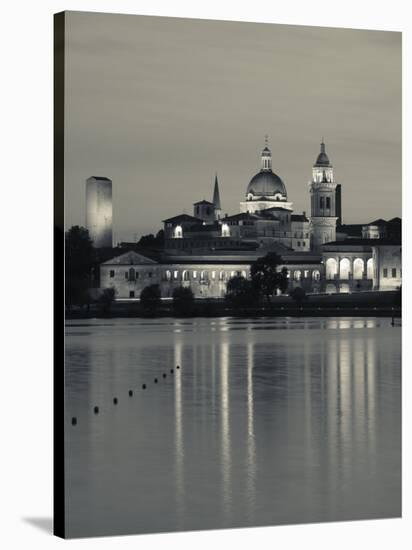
[100,263,160,299]
[372,245,402,291]
[291,220,310,251]
[86,177,113,248]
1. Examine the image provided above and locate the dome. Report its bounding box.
[315,151,330,166]
[247,170,287,198]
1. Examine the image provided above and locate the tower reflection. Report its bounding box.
[220,340,232,521]
[246,342,256,521]
[174,339,185,527]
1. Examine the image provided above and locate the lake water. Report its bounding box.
[64,317,401,538]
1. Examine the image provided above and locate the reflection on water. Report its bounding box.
[65,317,401,538]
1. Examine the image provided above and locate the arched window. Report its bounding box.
[367,258,374,280]
[339,258,351,280]
[326,258,338,280]
[129,267,136,281]
[353,258,364,280]
[173,225,183,238]
[165,270,171,281]
[312,270,320,281]
[221,223,230,237]
[219,271,226,281]
[230,271,236,278]
[294,270,301,281]
[182,270,190,281]
[211,271,216,280]
[173,270,179,280]
[241,270,247,279]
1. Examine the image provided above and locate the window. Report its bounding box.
[392,268,397,278]
[148,272,152,278]
[383,268,388,278]
[129,291,135,298]
[173,270,179,280]
[211,271,216,280]
[326,197,331,209]
[129,267,136,281]
[193,270,197,279]
[125,272,128,279]
[320,197,324,209]
[304,270,309,278]
[297,241,301,247]
[110,270,115,278]
[165,270,171,281]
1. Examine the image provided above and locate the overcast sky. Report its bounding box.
[64,11,401,243]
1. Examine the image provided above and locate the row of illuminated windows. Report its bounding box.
[164,269,321,282]
[164,269,248,282]
[108,267,322,283]
[289,270,321,281]
[383,268,399,278]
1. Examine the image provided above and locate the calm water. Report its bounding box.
[64,317,401,538]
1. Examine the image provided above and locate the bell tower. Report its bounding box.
[309,140,338,250]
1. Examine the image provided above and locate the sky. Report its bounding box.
[64,11,401,243]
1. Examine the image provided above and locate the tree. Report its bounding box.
[289,286,307,308]
[65,226,94,310]
[172,286,195,316]
[140,284,161,313]
[250,252,288,304]
[98,287,116,314]
[226,275,258,308]
[137,230,165,249]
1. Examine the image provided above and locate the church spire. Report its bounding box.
[212,173,222,220]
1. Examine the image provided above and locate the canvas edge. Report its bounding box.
[53,10,66,539]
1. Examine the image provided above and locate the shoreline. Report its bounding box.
[66,306,401,320]
[66,290,401,320]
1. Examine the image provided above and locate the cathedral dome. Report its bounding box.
[247,170,287,198]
